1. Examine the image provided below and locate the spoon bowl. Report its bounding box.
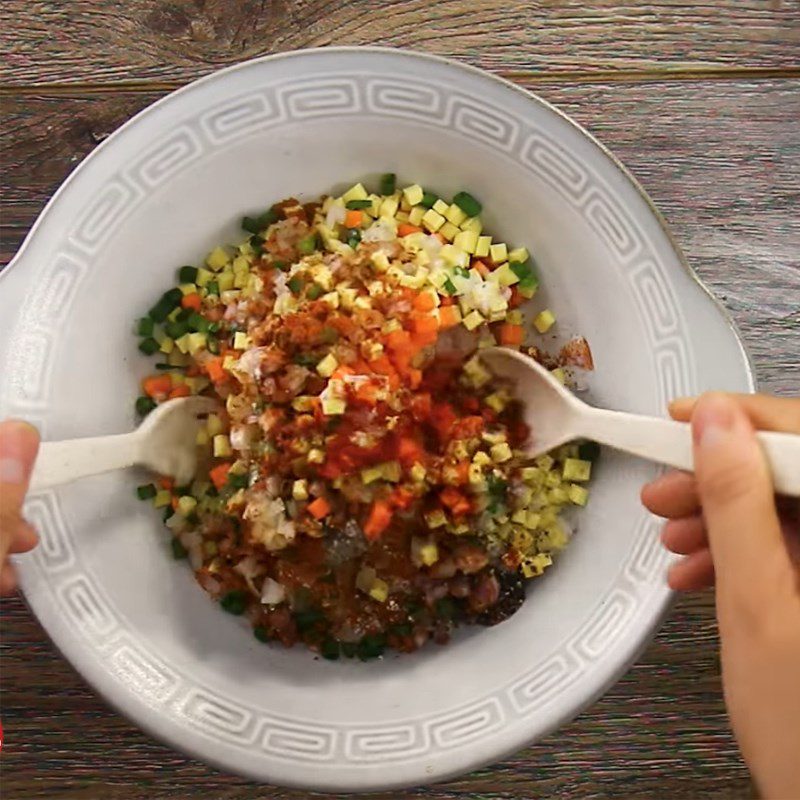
[480,346,800,496]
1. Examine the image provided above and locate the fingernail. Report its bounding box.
[0,421,39,484]
[692,394,735,449]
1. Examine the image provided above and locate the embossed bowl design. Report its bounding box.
[0,48,753,791]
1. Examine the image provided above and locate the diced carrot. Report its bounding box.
[159,476,174,490]
[168,384,192,399]
[410,392,432,421]
[308,496,332,520]
[344,209,363,228]
[385,329,412,351]
[411,331,437,349]
[455,461,470,484]
[364,500,393,540]
[429,402,456,439]
[398,437,425,466]
[181,293,202,311]
[452,415,484,439]
[205,357,226,384]
[508,286,524,309]
[411,314,438,335]
[440,486,471,516]
[397,223,422,237]
[186,365,201,377]
[438,305,461,329]
[171,495,180,511]
[406,368,423,389]
[498,323,524,346]
[472,260,490,277]
[209,462,232,490]
[389,486,414,510]
[142,374,172,398]
[412,292,436,312]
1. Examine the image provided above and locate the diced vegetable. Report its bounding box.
[453,191,482,217]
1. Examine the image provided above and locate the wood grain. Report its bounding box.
[1,74,797,799]
[1,0,799,87]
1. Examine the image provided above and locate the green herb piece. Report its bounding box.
[220,590,248,615]
[297,234,319,255]
[138,337,160,356]
[165,320,188,340]
[420,191,438,209]
[356,633,387,661]
[287,276,304,295]
[379,173,396,195]
[135,396,156,416]
[294,607,324,633]
[254,625,270,643]
[136,483,157,500]
[345,199,372,210]
[178,265,198,283]
[453,191,482,217]
[148,288,183,322]
[206,280,220,296]
[578,441,601,462]
[306,284,324,300]
[320,639,341,660]
[346,229,361,248]
[137,317,154,337]
[443,278,457,295]
[227,473,249,490]
[171,537,188,559]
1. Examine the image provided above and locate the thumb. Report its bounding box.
[0,421,40,558]
[691,393,790,600]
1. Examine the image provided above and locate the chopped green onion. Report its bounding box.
[242,207,279,234]
[287,277,304,295]
[578,441,601,462]
[454,266,470,278]
[227,473,249,490]
[453,191,482,217]
[162,507,174,523]
[294,353,318,367]
[346,229,361,248]
[356,632,387,661]
[443,278,457,295]
[136,483,157,500]
[138,337,160,355]
[135,396,156,416]
[208,321,222,334]
[220,590,248,615]
[306,284,324,300]
[345,199,372,210]
[420,191,439,209]
[379,173,396,195]
[207,336,220,355]
[187,312,210,333]
[297,234,318,255]
[148,288,183,322]
[509,260,533,280]
[137,318,154,337]
[320,326,339,344]
[253,625,270,643]
[165,320,188,340]
[206,280,219,296]
[154,362,178,371]
[171,537,188,560]
[320,639,340,660]
[178,265,198,283]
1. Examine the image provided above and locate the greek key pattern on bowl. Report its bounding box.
[7,69,694,766]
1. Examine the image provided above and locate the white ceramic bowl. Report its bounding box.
[0,48,753,792]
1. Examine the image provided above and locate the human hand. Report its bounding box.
[641,393,800,800]
[0,421,40,596]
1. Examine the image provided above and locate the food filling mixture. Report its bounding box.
[133,176,596,660]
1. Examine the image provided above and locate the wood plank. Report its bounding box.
[1,0,799,86]
[1,78,797,798]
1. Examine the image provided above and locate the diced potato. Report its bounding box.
[490,442,512,463]
[425,509,447,528]
[206,246,230,271]
[444,203,468,226]
[475,236,491,258]
[533,309,556,333]
[369,578,389,603]
[462,309,484,331]
[177,496,197,516]
[403,184,424,205]
[153,490,172,509]
[453,230,479,254]
[213,434,232,457]
[508,246,529,263]
[461,217,483,234]
[563,458,592,482]
[342,183,368,202]
[432,199,449,215]
[439,221,459,241]
[292,479,309,501]
[422,209,446,232]
[568,483,589,506]
[316,353,338,377]
[490,242,508,263]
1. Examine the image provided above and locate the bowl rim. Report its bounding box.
[4,46,755,790]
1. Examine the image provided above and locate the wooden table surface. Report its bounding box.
[1,3,798,798]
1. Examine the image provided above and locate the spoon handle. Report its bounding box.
[580,408,800,497]
[29,433,141,493]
